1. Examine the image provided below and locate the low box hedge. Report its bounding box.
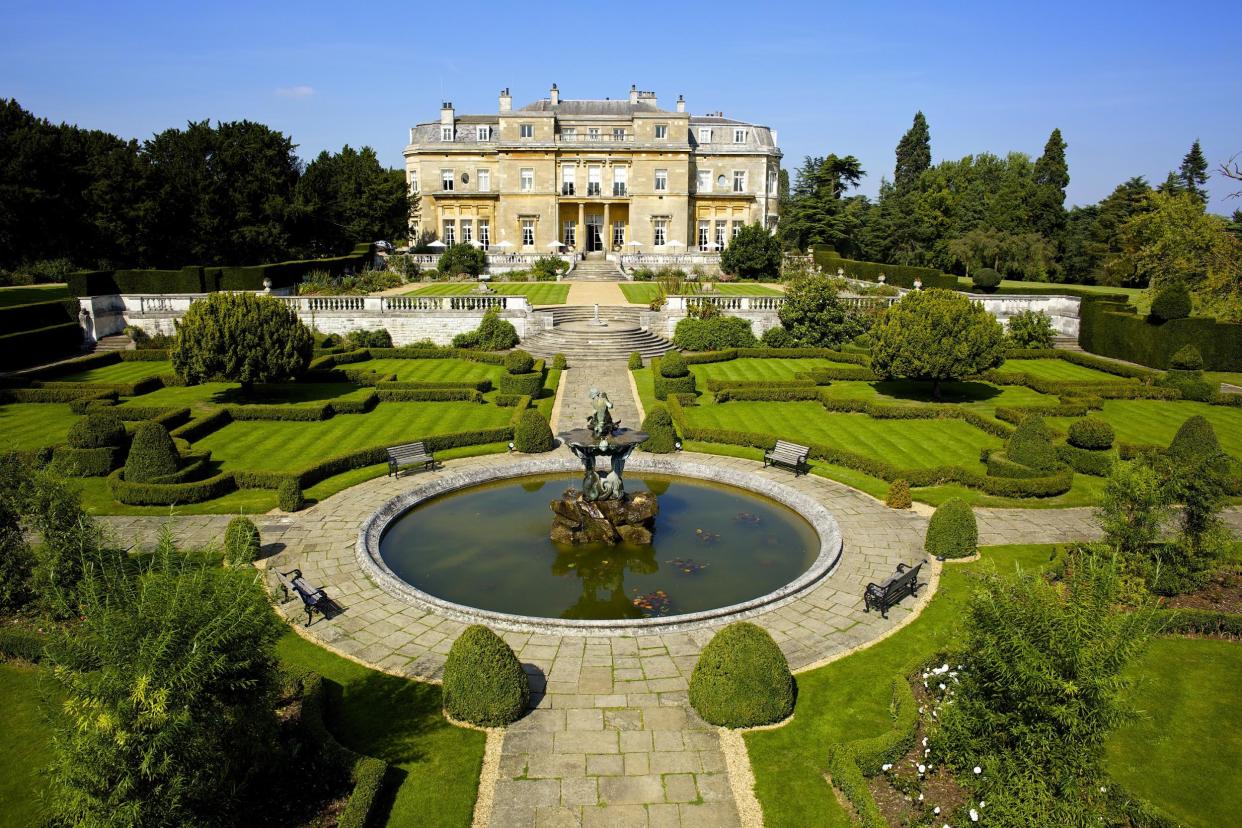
[714,387,824,403]
[108,467,237,505]
[114,406,192,430]
[1002,348,1158,380]
[795,367,878,382]
[50,446,122,477]
[811,246,956,290]
[986,452,1049,479]
[704,378,818,392]
[377,379,492,392]
[1056,442,1114,476]
[682,346,870,366]
[376,388,484,403]
[0,386,116,406]
[498,371,544,397]
[226,403,333,421]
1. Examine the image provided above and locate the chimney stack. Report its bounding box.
[676,94,685,113]
[498,88,511,112]
[440,101,454,127]
[629,84,638,104]
[550,83,560,105]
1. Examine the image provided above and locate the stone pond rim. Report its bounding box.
[355,455,845,634]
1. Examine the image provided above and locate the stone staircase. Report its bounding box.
[1052,335,1082,352]
[523,306,673,361]
[565,259,625,281]
[92,335,132,353]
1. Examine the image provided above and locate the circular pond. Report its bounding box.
[376,474,820,621]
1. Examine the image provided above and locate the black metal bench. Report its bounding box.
[273,568,340,626]
[764,439,810,476]
[863,559,928,619]
[387,441,436,478]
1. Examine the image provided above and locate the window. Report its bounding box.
[561,165,575,196]
[732,221,743,240]
[442,220,456,246]
[613,127,626,141]
[698,220,710,250]
[715,220,726,250]
[733,128,747,143]
[520,168,534,192]
[655,124,668,139]
[717,174,727,189]
[733,170,746,193]
[654,218,667,246]
[588,127,600,140]
[460,219,473,245]
[696,170,710,192]
[477,169,490,192]
[441,169,454,191]
[521,219,535,247]
[587,166,601,196]
[613,221,625,247]
[654,169,668,192]
[476,125,491,141]
[561,127,576,140]
[408,171,419,192]
[520,123,533,138]
[563,220,576,248]
[441,126,453,141]
[768,169,777,195]
[479,220,490,249]
[698,127,713,143]
[612,167,628,196]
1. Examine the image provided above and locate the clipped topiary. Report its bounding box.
[513,409,555,453]
[67,411,127,449]
[925,497,978,559]
[628,352,643,370]
[223,516,260,566]
[885,479,912,509]
[1068,417,1115,451]
[442,625,529,726]
[1167,415,1220,464]
[689,622,794,728]
[1169,344,1204,371]
[972,268,1002,291]
[504,349,535,375]
[659,350,689,378]
[278,478,305,512]
[1006,414,1059,472]
[123,421,180,483]
[1148,281,1192,323]
[641,405,677,453]
[552,353,567,370]
[760,326,796,348]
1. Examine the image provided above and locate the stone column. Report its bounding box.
[577,202,585,249]
[603,203,611,250]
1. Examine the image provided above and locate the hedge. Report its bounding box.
[1001,348,1159,380]
[377,379,492,392]
[498,371,544,397]
[1068,416,1115,450]
[704,378,818,392]
[689,622,794,727]
[278,478,305,511]
[0,297,77,334]
[50,446,122,477]
[513,409,555,453]
[1153,608,1242,638]
[1079,298,1242,370]
[0,386,116,406]
[811,246,956,290]
[714,387,824,403]
[1056,443,1115,476]
[994,402,1090,425]
[0,627,48,663]
[681,346,870,365]
[986,452,1050,479]
[795,367,878,382]
[982,369,1177,401]
[376,388,484,403]
[114,406,193,430]
[442,625,530,727]
[0,321,82,370]
[108,468,238,505]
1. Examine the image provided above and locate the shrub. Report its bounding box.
[1167,415,1220,463]
[659,350,689,378]
[504,349,535,375]
[1006,414,1059,472]
[972,267,1002,291]
[437,243,486,277]
[1005,309,1056,348]
[673,316,757,351]
[498,371,543,397]
[531,256,568,281]
[924,498,977,559]
[1169,344,1204,371]
[552,353,567,370]
[689,622,794,727]
[778,275,868,348]
[720,223,782,279]
[278,478,305,512]
[442,625,529,726]
[224,516,261,566]
[1068,417,1115,450]
[628,352,643,370]
[66,411,127,449]
[452,307,519,350]
[171,291,313,389]
[885,479,912,509]
[760,326,796,348]
[641,405,677,453]
[345,328,393,349]
[1148,281,1192,322]
[124,421,180,483]
[513,410,554,453]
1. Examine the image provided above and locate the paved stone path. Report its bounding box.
[564,282,629,307]
[556,363,642,435]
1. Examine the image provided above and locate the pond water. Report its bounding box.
[377,474,819,620]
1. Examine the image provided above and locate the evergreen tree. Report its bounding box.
[893,111,931,193]
[1031,128,1069,241]
[1179,138,1209,203]
[171,292,313,390]
[293,144,414,256]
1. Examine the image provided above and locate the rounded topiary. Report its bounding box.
[885,479,912,509]
[628,352,644,370]
[278,478,305,512]
[123,421,180,483]
[442,625,530,726]
[1167,415,1220,463]
[67,411,127,449]
[925,497,978,559]
[504,349,535,375]
[760,326,796,348]
[224,516,260,566]
[1068,417,1115,451]
[1169,345,1204,371]
[972,268,1002,291]
[689,622,794,728]
[1006,414,1059,471]
[513,409,555,453]
[1149,282,1192,323]
[641,405,677,453]
[659,350,689,378]
[552,353,567,371]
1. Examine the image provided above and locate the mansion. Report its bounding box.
[403,85,781,255]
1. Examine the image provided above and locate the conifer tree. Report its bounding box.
[893,111,931,193]
[1032,128,1069,240]
[1179,138,1209,203]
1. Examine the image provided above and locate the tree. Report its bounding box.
[893,111,931,193]
[776,274,867,347]
[293,145,414,256]
[1179,138,1209,203]
[437,242,486,276]
[778,155,869,254]
[869,288,1005,398]
[1030,127,1069,241]
[171,292,313,390]
[1095,456,1170,557]
[720,222,782,278]
[1220,152,1242,198]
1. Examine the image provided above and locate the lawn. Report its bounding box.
[0,661,56,828]
[0,283,70,307]
[1206,371,1242,388]
[353,357,504,385]
[1002,357,1136,383]
[118,381,377,414]
[404,282,570,305]
[619,282,783,304]
[1105,637,1242,827]
[954,276,1146,303]
[1047,399,1242,461]
[0,402,81,449]
[276,633,485,828]
[57,360,174,384]
[690,357,861,385]
[819,378,1054,414]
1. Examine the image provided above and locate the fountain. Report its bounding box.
[589,302,608,327]
[551,388,656,544]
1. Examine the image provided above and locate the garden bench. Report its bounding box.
[863,559,928,619]
[386,441,436,478]
[763,440,810,476]
[273,568,339,626]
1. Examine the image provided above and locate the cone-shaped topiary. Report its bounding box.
[1007,414,1059,471]
[1149,281,1191,323]
[885,479,912,509]
[442,625,530,726]
[223,516,260,566]
[925,497,978,559]
[628,352,644,370]
[689,622,794,728]
[659,350,689,378]
[513,409,555,453]
[1068,417,1115,451]
[124,421,180,483]
[278,478,305,512]
[641,405,677,453]
[1167,415,1220,463]
[67,411,127,449]
[504,349,535,375]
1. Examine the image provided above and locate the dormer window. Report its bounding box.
[441,126,453,141]
[520,123,533,138]
[733,128,747,143]
[655,124,668,139]
[476,125,491,141]
[562,127,577,140]
[698,127,713,143]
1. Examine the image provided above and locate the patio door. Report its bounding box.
[586,214,603,252]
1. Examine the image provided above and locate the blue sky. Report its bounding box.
[3,0,1240,214]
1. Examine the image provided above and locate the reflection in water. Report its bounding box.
[552,545,659,619]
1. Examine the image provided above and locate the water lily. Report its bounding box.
[970,808,979,822]
[973,766,982,774]
[881,763,892,771]
[918,763,926,774]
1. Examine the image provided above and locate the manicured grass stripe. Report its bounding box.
[118,382,376,411]
[1048,399,1242,461]
[0,402,80,449]
[691,358,858,383]
[0,662,56,827]
[356,358,504,384]
[821,379,1054,414]
[1003,358,1134,382]
[404,283,569,305]
[57,360,174,383]
[0,283,70,307]
[619,282,783,304]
